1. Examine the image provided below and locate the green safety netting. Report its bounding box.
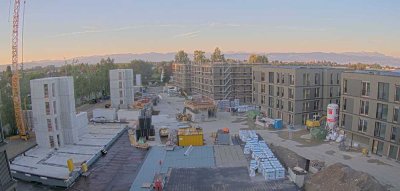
[246,110,260,119]
[310,127,328,140]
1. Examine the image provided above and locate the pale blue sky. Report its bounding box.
[0,0,399,64]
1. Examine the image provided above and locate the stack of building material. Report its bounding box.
[93,108,117,121]
[239,130,286,181]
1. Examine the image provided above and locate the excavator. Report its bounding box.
[306,115,326,130]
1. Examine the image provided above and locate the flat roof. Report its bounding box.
[10,123,126,181]
[344,69,400,77]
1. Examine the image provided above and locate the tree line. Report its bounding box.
[175,47,269,64]
[0,58,172,136]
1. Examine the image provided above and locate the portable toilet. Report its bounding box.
[274,119,283,129]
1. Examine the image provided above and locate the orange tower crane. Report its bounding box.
[11,0,28,140]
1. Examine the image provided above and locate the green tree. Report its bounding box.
[174,50,190,63]
[248,54,268,63]
[194,50,207,63]
[211,47,225,62]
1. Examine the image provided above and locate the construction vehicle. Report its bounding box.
[159,127,169,137]
[11,0,29,140]
[306,115,327,130]
[176,113,192,121]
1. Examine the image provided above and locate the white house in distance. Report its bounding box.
[109,69,134,109]
[30,77,88,149]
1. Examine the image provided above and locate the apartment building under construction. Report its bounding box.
[173,62,265,104]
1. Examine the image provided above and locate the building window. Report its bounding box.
[315,88,320,98]
[276,87,280,97]
[330,73,333,84]
[329,87,334,98]
[55,118,58,130]
[302,114,308,125]
[119,81,123,89]
[281,88,284,97]
[303,89,311,99]
[288,101,293,112]
[376,103,388,121]
[261,96,266,105]
[276,99,280,109]
[277,73,280,84]
[377,82,389,101]
[388,145,398,160]
[374,122,386,139]
[303,73,310,85]
[119,72,122,80]
[119,90,123,98]
[269,72,274,83]
[341,114,346,127]
[288,114,294,125]
[303,102,310,111]
[358,118,368,133]
[314,73,320,85]
[47,119,52,132]
[120,100,124,105]
[261,84,265,93]
[314,100,320,110]
[360,100,369,115]
[44,84,49,98]
[268,97,274,107]
[261,72,265,81]
[52,83,55,97]
[336,73,340,84]
[394,107,399,123]
[343,79,348,94]
[288,88,294,99]
[396,86,400,102]
[49,136,55,148]
[391,127,399,143]
[372,140,384,156]
[267,108,273,118]
[343,98,347,111]
[45,102,50,115]
[361,81,370,96]
[53,101,57,114]
[289,74,295,85]
[281,73,285,83]
[268,85,274,95]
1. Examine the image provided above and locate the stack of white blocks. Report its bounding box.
[239,130,285,181]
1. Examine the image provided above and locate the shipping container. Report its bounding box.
[177,128,204,146]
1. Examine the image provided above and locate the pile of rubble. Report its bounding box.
[305,163,387,191]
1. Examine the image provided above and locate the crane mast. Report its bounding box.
[11,0,28,140]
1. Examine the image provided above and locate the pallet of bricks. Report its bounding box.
[239,130,285,181]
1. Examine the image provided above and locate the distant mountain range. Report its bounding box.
[1,52,399,71]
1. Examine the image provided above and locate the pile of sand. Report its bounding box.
[305,163,387,191]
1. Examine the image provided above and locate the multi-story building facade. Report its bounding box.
[340,70,400,160]
[31,77,88,149]
[173,62,263,104]
[253,66,345,127]
[109,69,134,109]
[0,126,16,191]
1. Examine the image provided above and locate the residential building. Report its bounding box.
[110,69,134,109]
[253,65,345,127]
[340,70,400,159]
[30,77,88,149]
[0,126,16,191]
[173,62,264,104]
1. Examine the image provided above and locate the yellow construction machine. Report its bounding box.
[306,115,326,130]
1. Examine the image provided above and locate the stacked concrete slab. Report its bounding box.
[30,77,88,149]
[110,69,134,109]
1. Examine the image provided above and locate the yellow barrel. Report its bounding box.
[67,159,75,172]
[81,163,88,173]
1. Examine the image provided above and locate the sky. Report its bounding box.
[0,0,399,64]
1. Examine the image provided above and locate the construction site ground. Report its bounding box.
[10,89,400,190]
